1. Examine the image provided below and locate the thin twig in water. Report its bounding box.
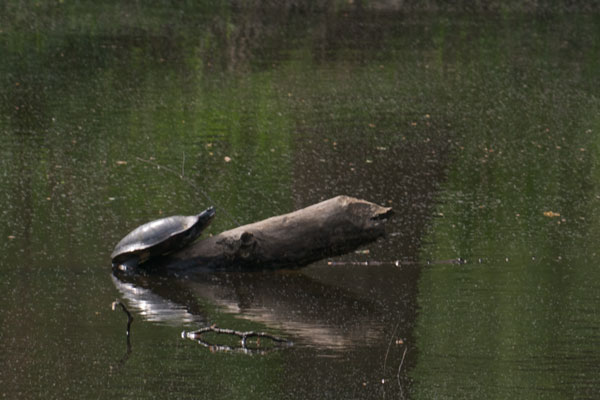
[397,346,408,383]
[111,299,134,337]
[382,321,401,375]
[193,339,274,355]
[396,345,408,399]
[183,325,291,351]
[111,299,134,365]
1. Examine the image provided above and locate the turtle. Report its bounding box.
[111,207,216,271]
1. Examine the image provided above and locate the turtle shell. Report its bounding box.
[111,207,215,266]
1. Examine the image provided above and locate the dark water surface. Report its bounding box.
[2,2,600,399]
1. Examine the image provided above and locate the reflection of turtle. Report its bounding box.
[111,207,215,271]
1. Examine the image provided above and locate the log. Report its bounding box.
[149,195,393,272]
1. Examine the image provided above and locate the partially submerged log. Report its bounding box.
[151,195,393,272]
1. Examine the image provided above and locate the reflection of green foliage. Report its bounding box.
[0,8,293,398]
[1,1,226,34]
[2,3,600,399]
[412,14,600,400]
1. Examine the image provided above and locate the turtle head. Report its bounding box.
[194,206,216,232]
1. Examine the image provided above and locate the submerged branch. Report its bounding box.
[111,299,134,337]
[182,325,291,353]
[110,299,134,366]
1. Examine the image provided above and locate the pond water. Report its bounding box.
[2,2,600,399]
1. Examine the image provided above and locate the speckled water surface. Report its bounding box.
[2,2,600,398]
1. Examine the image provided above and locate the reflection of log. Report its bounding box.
[112,267,389,349]
[159,195,393,272]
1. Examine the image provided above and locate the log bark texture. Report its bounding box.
[153,195,393,272]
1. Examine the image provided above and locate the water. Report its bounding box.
[2,2,600,399]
